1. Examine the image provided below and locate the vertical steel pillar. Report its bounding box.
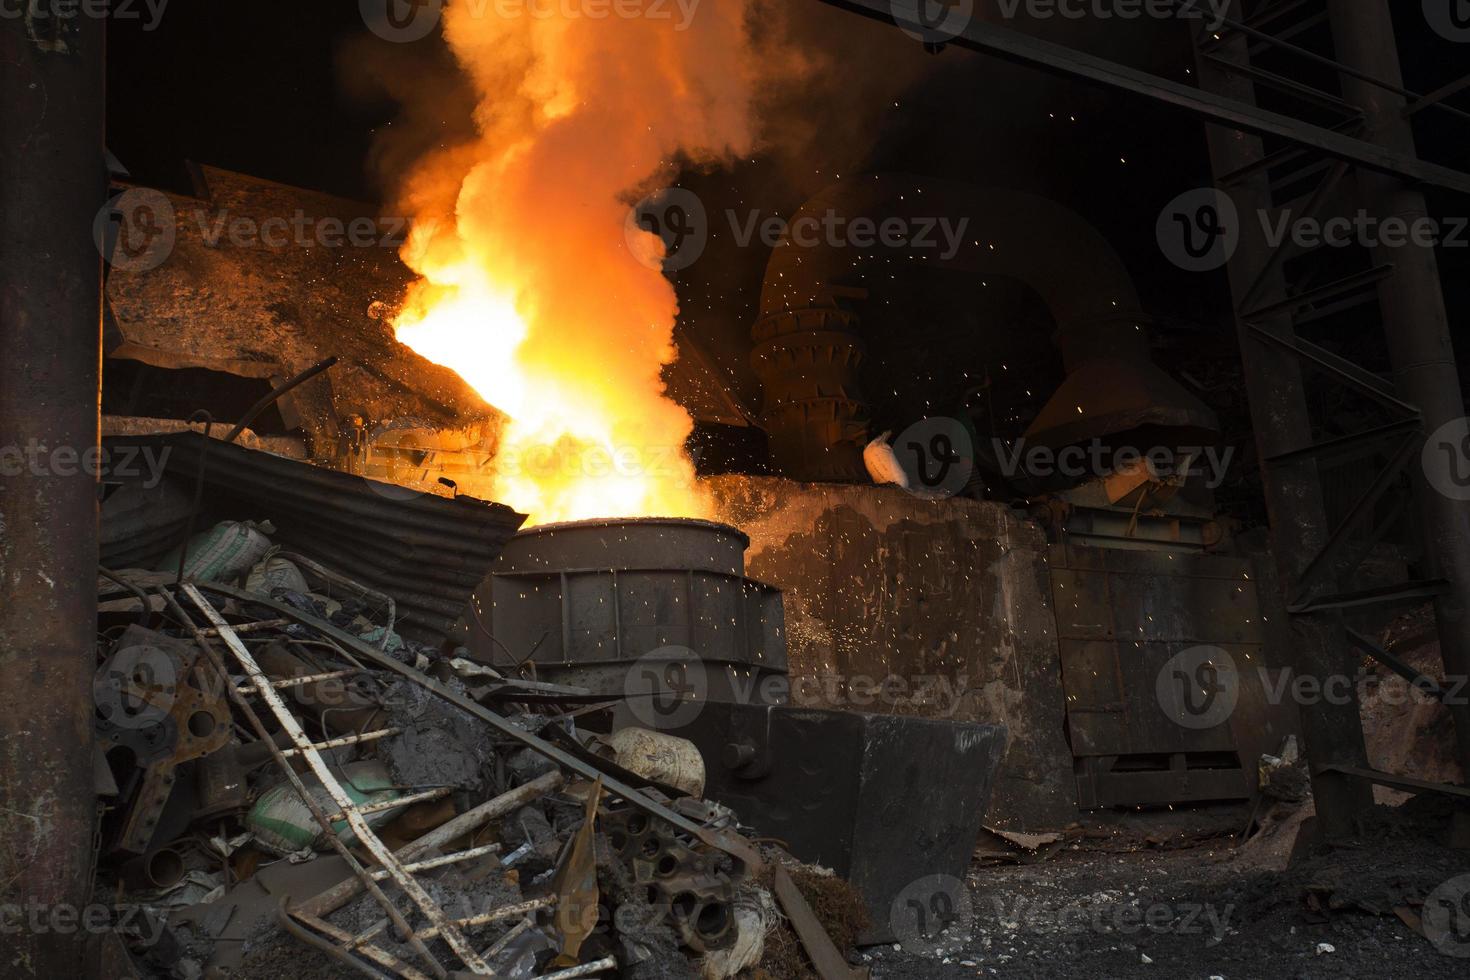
[1194,8,1374,838]
[0,9,106,978]
[1326,0,1470,780]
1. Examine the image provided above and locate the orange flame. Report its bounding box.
[390,1,755,524]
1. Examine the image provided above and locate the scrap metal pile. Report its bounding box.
[93,525,858,980]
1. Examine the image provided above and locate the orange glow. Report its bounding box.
[390,1,755,525]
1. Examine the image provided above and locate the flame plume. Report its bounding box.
[391,0,756,525]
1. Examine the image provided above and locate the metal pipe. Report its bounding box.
[535,957,619,979]
[0,12,106,978]
[1326,0,1470,780]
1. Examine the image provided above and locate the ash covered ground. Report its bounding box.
[868,800,1470,980]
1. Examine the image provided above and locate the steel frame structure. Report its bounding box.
[820,0,1470,835]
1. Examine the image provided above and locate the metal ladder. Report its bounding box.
[180,582,541,979]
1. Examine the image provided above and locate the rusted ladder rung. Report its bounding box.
[241,668,361,693]
[414,896,557,942]
[199,618,292,637]
[286,908,434,980]
[346,896,556,951]
[280,727,401,756]
[367,843,503,881]
[180,583,491,976]
[326,786,453,823]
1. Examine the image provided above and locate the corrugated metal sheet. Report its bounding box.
[101,433,526,644]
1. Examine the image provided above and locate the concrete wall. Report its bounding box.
[707,476,1076,830]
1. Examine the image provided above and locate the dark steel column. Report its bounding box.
[1194,11,1374,838]
[0,10,105,978]
[1326,0,1470,779]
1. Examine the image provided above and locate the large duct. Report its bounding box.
[753,175,1217,478]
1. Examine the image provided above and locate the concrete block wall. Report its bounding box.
[707,476,1077,830]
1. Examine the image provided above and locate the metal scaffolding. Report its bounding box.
[822,0,1470,836]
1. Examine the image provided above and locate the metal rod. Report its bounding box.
[280,551,397,650]
[481,917,534,960]
[1190,1,1470,125]
[295,769,565,920]
[1404,73,1470,118]
[224,355,338,444]
[348,896,555,952]
[277,900,399,980]
[200,618,293,637]
[258,668,363,691]
[326,786,453,823]
[1343,626,1444,699]
[196,583,760,864]
[818,0,1470,194]
[281,728,401,757]
[534,957,618,980]
[415,898,556,942]
[370,844,503,880]
[283,906,434,980]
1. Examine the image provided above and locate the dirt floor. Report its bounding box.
[864,799,1470,979]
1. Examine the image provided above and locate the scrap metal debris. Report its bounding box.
[91,516,857,979]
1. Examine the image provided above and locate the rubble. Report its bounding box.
[91,519,863,979]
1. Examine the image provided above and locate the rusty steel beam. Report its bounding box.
[1192,6,1374,837]
[0,11,106,979]
[819,0,1470,194]
[1327,0,1470,782]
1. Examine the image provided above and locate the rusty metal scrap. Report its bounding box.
[85,515,867,980]
[773,866,872,980]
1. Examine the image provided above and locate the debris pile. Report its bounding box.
[93,525,860,979]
